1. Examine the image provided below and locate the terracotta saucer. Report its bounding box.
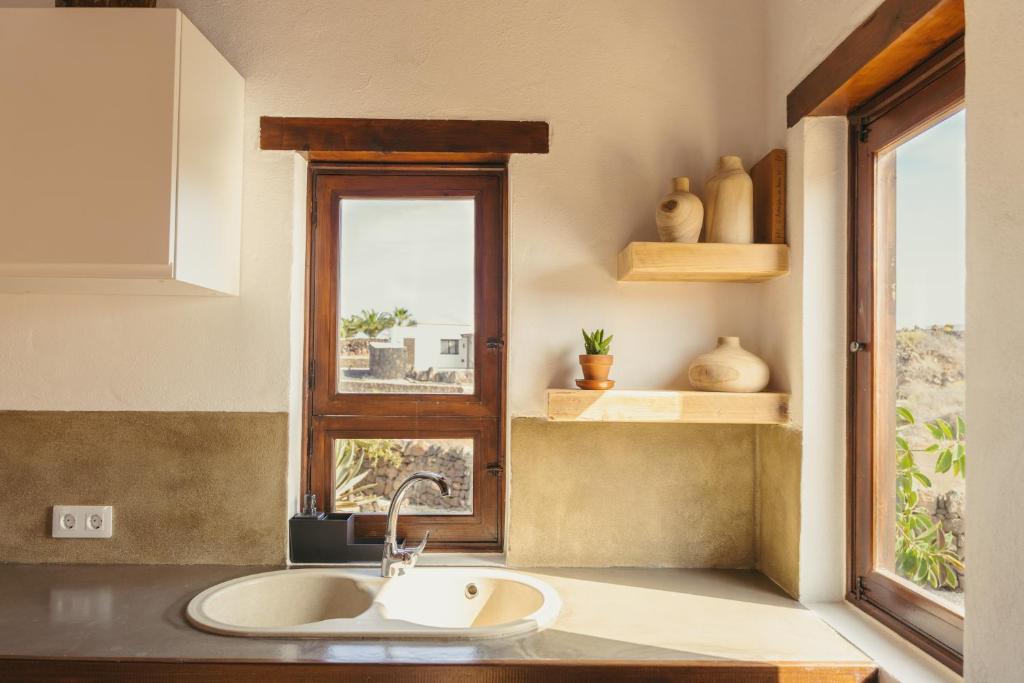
[575,379,615,390]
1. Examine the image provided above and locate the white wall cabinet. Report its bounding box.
[0,9,244,295]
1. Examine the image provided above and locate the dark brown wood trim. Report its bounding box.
[299,162,316,513]
[302,163,508,552]
[0,657,879,683]
[261,117,548,154]
[312,415,502,551]
[848,592,962,674]
[310,168,506,419]
[55,1,156,6]
[848,37,964,133]
[860,572,963,640]
[304,151,511,164]
[786,0,964,127]
[846,46,965,674]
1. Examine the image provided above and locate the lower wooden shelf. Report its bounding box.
[546,389,789,425]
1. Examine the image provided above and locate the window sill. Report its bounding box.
[807,601,961,683]
[290,553,507,569]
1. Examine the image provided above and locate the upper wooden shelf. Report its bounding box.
[617,243,789,283]
[547,389,789,425]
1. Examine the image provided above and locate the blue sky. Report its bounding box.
[895,109,966,329]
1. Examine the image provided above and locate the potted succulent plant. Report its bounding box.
[577,328,614,390]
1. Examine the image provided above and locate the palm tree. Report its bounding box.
[339,315,362,339]
[358,309,395,338]
[338,307,416,340]
[391,307,417,327]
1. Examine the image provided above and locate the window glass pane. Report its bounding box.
[333,438,473,515]
[881,109,966,614]
[337,199,475,394]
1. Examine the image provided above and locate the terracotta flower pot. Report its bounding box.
[579,354,613,381]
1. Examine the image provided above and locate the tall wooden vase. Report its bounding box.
[704,155,754,244]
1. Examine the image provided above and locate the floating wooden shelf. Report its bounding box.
[547,389,789,425]
[616,242,789,282]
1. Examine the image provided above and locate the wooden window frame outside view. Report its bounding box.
[847,40,965,673]
[304,163,508,552]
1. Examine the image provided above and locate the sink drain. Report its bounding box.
[465,583,479,599]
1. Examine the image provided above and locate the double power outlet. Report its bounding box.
[52,505,113,539]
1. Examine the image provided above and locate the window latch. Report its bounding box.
[850,340,868,353]
[485,462,504,476]
[486,337,505,350]
[858,117,872,143]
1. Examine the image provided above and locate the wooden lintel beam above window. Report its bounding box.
[302,150,511,165]
[55,1,156,5]
[260,117,549,155]
[786,0,964,127]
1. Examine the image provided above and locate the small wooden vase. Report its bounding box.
[656,176,704,243]
[577,354,614,390]
[688,337,768,393]
[704,156,754,244]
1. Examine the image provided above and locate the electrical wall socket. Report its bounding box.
[52,505,113,539]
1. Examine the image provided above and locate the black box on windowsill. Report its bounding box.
[289,513,392,563]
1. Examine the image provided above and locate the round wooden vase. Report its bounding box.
[656,176,704,243]
[688,337,768,393]
[704,156,753,244]
[577,354,614,390]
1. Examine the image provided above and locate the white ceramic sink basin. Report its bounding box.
[186,567,561,639]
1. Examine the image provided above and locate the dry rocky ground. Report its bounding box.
[897,325,966,606]
[897,325,965,494]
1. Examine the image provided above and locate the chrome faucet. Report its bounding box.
[382,471,452,578]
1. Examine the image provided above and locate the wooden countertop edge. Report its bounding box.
[2,656,879,682]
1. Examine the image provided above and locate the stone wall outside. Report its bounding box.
[356,439,473,514]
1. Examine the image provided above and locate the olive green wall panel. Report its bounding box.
[755,424,802,597]
[508,419,756,568]
[0,412,287,564]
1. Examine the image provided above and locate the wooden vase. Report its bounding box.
[704,156,754,244]
[656,176,704,243]
[688,337,768,393]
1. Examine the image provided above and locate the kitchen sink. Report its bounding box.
[186,567,560,639]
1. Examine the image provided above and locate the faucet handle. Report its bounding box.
[391,531,430,576]
[410,530,431,556]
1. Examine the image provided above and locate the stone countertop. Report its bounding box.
[0,564,868,665]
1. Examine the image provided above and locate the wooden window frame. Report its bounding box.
[847,39,965,673]
[786,0,965,127]
[303,163,508,552]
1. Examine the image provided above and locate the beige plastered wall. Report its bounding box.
[964,0,1024,678]
[757,0,883,603]
[0,0,828,574]
[0,0,772,417]
[0,0,790,568]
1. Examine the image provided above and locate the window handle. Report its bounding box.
[850,340,868,353]
[486,337,505,350]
